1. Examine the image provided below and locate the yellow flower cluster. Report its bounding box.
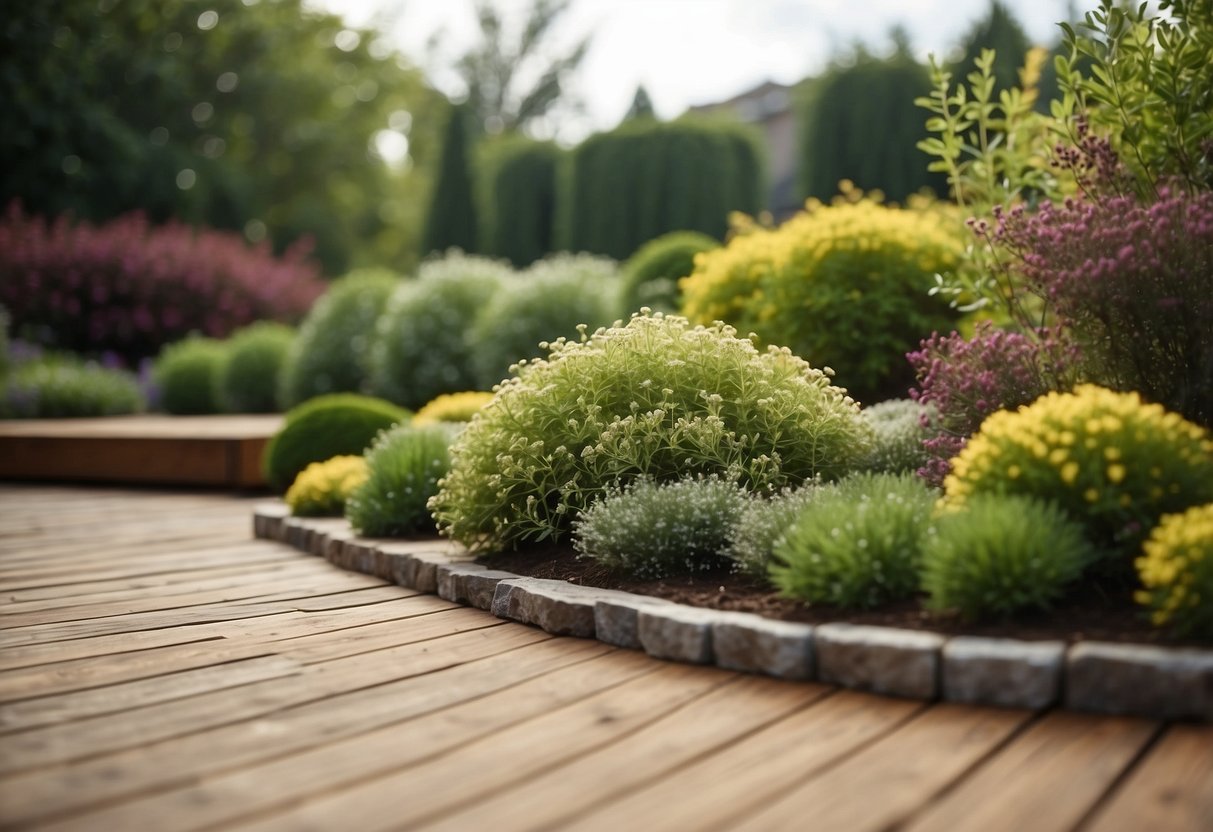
[943,385,1213,547]
[412,391,495,425]
[285,455,369,517]
[1135,503,1213,637]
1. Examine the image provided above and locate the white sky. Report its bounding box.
[309,0,1095,142]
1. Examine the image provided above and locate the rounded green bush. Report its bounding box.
[573,477,749,578]
[345,423,460,537]
[369,253,510,409]
[922,495,1097,620]
[216,322,294,413]
[262,393,411,492]
[430,311,872,554]
[860,398,938,474]
[1,355,144,418]
[620,231,718,314]
[153,336,228,415]
[278,270,399,409]
[771,472,936,608]
[724,484,819,578]
[468,253,622,390]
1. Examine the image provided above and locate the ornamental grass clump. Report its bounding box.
[1135,503,1213,639]
[345,424,459,537]
[723,484,819,578]
[942,385,1213,553]
[922,495,1097,620]
[573,477,749,579]
[153,336,228,415]
[1,355,144,418]
[860,398,939,475]
[285,456,368,517]
[370,253,510,409]
[412,391,494,425]
[216,322,294,413]
[770,472,936,609]
[431,311,871,554]
[680,190,964,403]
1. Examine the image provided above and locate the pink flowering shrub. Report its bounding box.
[994,185,1213,427]
[0,203,324,364]
[908,322,1075,487]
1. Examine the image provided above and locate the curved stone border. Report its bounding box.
[253,503,1213,721]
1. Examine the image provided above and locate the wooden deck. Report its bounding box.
[1,484,1209,831]
[0,415,283,488]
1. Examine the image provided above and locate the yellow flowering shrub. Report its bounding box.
[285,455,369,517]
[1135,503,1213,638]
[680,188,964,402]
[943,385,1213,551]
[412,391,494,425]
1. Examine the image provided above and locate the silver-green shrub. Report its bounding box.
[724,484,819,578]
[369,253,510,409]
[573,477,748,578]
[345,423,459,537]
[771,472,936,608]
[860,398,938,475]
[468,253,622,390]
[430,311,872,554]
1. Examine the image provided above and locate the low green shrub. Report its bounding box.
[724,484,819,578]
[262,393,411,492]
[620,231,718,314]
[573,477,748,578]
[412,391,494,426]
[943,385,1213,553]
[278,270,399,408]
[771,472,936,608]
[216,322,294,413]
[370,253,510,409]
[153,336,228,415]
[922,495,1096,620]
[431,311,872,554]
[345,423,460,537]
[467,253,622,390]
[1135,503,1213,639]
[285,456,369,517]
[1,355,144,418]
[860,398,938,474]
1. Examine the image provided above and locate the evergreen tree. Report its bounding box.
[422,103,479,255]
[624,85,656,121]
[949,0,1031,97]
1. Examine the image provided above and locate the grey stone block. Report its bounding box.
[253,503,289,539]
[594,595,674,649]
[637,605,717,664]
[815,623,944,700]
[943,637,1064,710]
[712,613,815,680]
[281,518,310,552]
[491,578,632,638]
[436,562,487,602]
[1066,642,1213,720]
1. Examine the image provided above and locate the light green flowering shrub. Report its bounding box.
[922,495,1097,620]
[771,472,936,608]
[467,253,622,390]
[345,423,459,537]
[1135,503,1213,639]
[860,398,938,475]
[573,477,749,578]
[943,385,1213,552]
[723,484,819,578]
[370,253,510,409]
[431,311,872,554]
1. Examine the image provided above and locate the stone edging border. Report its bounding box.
[252,503,1213,722]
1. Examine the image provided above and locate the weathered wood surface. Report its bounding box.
[0,415,282,487]
[0,484,1209,831]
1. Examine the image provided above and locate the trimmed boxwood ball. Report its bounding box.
[770,472,936,609]
[278,270,399,409]
[345,423,460,537]
[153,336,228,414]
[922,495,1097,620]
[262,393,411,492]
[216,322,294,413]
[621,230,717,314]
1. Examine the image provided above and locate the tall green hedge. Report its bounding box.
[422,103,478,256]
[558,119,764,260]
[478,137,562,267]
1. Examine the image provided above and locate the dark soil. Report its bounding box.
[481,543,1210,648]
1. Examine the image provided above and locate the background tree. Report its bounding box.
[422,103,480,255]
[949,0,1031,98]
[0,0,443,275]
[477,136,562,266]
[624,85,656,121]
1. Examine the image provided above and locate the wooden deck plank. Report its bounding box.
[1081,723,1213,832]
[900,711,1161,832]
